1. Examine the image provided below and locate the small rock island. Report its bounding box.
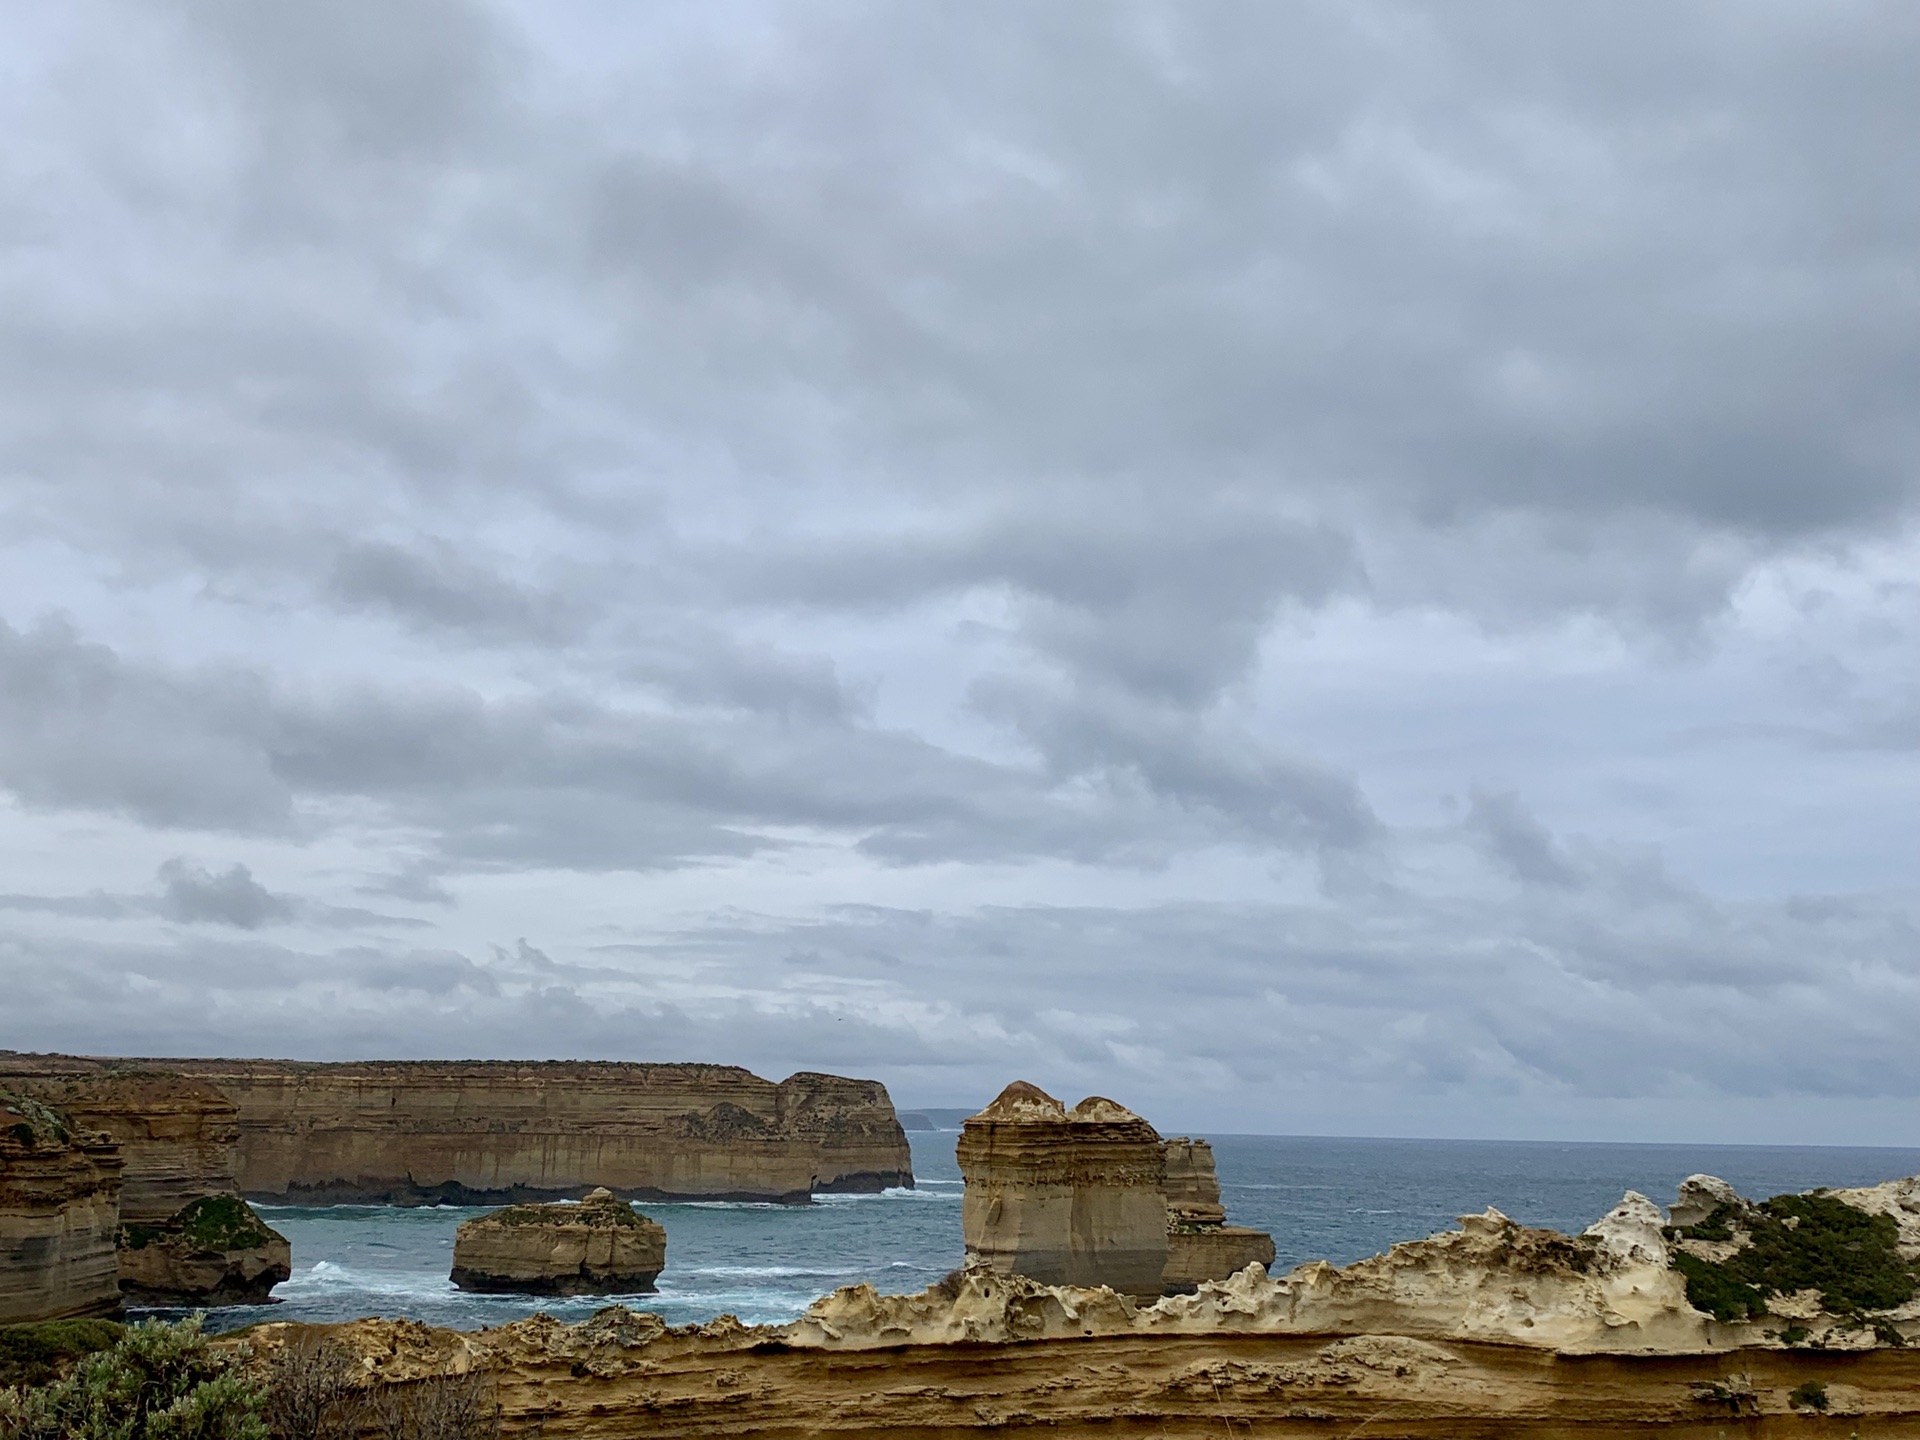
[451,1188,667,1295]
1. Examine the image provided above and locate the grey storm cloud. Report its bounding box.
[0,0,1916,1141]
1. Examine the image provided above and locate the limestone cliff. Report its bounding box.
[451,1187,667,1295]
[958,1082,1168,1299]
[0,1092,122,1323]
[0,1065,239,1223]
[0,1059,291,1305]
[1,1054,911,1204]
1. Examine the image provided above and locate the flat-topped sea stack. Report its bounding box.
[0,1054,911,1205]
[958,1082,1169,1299]
[0,1091,122,1322]
[0,1061,291,1305]
[1161,1137,1276,1294]
[452,1188,667,1295]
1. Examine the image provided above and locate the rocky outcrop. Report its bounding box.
[958,1082,1168,1299]
[117,1194,292,1306]
[1161,1137,1275,1294]
[236,1280,1920,1436]
[0,1054,910,1204]
[0,1092,122,1323]
[0,1059,290,1306]
[803,1195,1712,1354]
[451,1187,668,1295]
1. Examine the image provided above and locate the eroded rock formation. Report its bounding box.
[1161,1137,1275,1294]
[0,1060,291,1305]
[0,1055,910,1204]
[118,1193,292,1306]
[0,1092,122,1323]
[451,1187,668,1295]
[958,1082,1169,1299]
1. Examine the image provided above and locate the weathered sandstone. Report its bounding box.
[1,1066,240,1222]
[451,1187,667,1295]
[213,1178,1920,1436]
[117,1193,292,1306]
[1161,1137,1275,1293]
[0,1092,122,1323]
[233,1214,1920,1438]
[958,1082,1168,1299]
[0,1059,291,1305]
[0,1054,910,1204]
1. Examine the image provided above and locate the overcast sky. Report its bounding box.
[2,1,1916,1144]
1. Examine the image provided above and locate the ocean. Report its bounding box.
[166,1131,1920,1335]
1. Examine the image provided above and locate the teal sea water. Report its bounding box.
[165,1132,1920,1335]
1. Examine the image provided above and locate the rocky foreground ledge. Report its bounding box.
[232,1174,1920,1435]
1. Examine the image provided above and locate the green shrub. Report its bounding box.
[1789,1380,1829,1411]
[1737,1194,1917,1314]
[1672,1251,1769,1321]
[0,1316,266,1440]
[0,1320,124,1389]
[1671,1190,1918,1321]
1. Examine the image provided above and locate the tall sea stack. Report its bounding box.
[957,1081,1169,1299]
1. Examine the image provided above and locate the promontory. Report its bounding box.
[0,1055,912,1206]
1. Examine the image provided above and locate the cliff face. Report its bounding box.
[0,1058,291,1305]
[0,1064,240,1222]
[0,1093,123,1323]
[958,1082,1169,1299]
[49,1056,912,1204]
[451,1188,668,1295]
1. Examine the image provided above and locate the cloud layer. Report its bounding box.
[1,0,1916,1142]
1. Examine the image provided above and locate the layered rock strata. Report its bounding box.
[0,1092,122,1323]
[451,1187,667,1295]
[958,1082,1169,1299]
[0,1060,290,1305]
[233,1189,1920,1438]
[0,1055,910,1204]
[1161,1137,1276,1294]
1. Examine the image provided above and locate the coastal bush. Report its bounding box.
[124,1195,278,1254]
[1789,1380,1830,1411]
[0,1320,124,1389]
[1671,1252,1769,1322]
[0,1316,267,1440]
[258,1336,367,1440]
[254,1336,500,1440]
[1668,1192,1917,1321]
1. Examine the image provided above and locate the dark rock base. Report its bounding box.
[450,1267,660,1296]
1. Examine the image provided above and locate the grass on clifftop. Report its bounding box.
[0,1321,123,1390]
[1667,1192,1919,1320]
[121,1195,278,1254]
[486,1197,650,1229]
[0,1094,71,1149]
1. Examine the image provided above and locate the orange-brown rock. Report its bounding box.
[958,1081,1168,1299]
[451,1187,667,1295]
[0,1057,291,1305]
[1161,1137,1275,1293]
[1,1054,912,1205]
[0,1091,122,1323]
[0,1063,241,1222]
